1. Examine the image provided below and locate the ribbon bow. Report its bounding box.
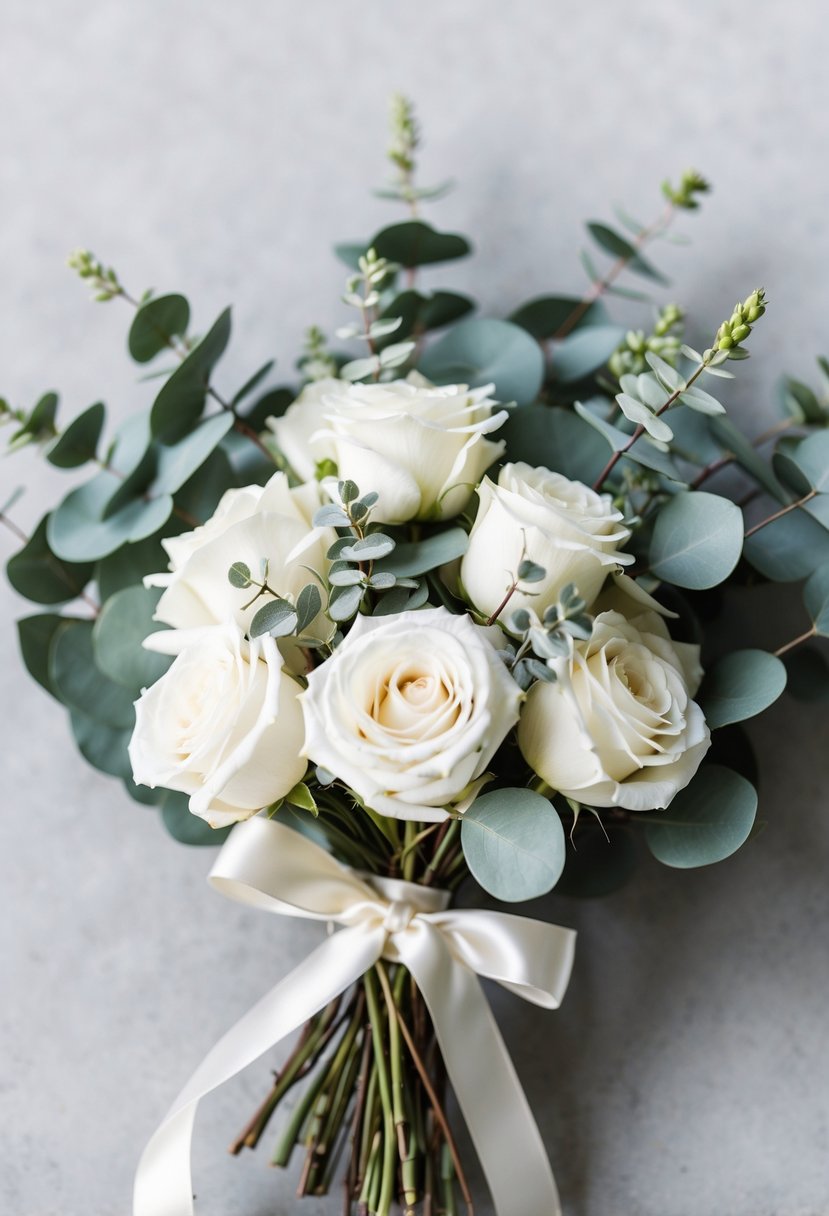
[134,816,576,1216]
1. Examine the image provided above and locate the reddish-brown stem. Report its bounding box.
[774,627,816,657]
[552,203,676,342]
[744,489,816,539]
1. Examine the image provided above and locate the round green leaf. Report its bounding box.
[46,402,105,468]
[95,531,171,601]
[586,222,668,283]
[644,765,757,869]
[743,507,829,582]
[552,325,626,383]
[47,475,174,562]
[160,790,232,846]
[500,406,608,484]
[649,492,743,589]
[418,318,544,407]
[804,562,829,636]
[148,411,234,496]
[128,294,190,363]
[374,527,468,578]
[775,430,829,494]
[461,788,566,902]
[699,649,787,728]
[92,586,171,690]
[16,613,66,696]
[49,619,136,729]
[70,709,133,778]
[370,220,471,268]
[6,515,93,604]
[509,295,607,341]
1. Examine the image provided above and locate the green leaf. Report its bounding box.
[231,360,276,406]
[552,325,626,383]
[240,385,294,430]
[95,532,171,601]
[285,781,318,814]
[644,765,757,868]
[573,401,685,482]
[148,412,234,496]
[17,612,66,696]
[123,774,163,807]
[649,492,743,589]
[47,475,174,562]
[128,294,190,363]
[369,220,471,268]
[709,415,788,503]
[70,709,133,778]
[49,619,136,729]
[250,597,298,638]
[160,790,232,846]
[150,307,232,442]
[296,583,322,632]
[508,295,608,341]
[92,586,171,690]
[378,290,474,344]
[775,430,829,494]
[374,527,468,578]
[6,515,93,604]
[28,390,59,433]
[328,582,363,622]
[743,507,829,582]
[586,222,669,283]
[228,561,252,589]
[804,562,829,636]
[418,318,544,407]
[46,402,105,468]
[500,406,608,484]
[340,534,396,562]
[460,788,566,902]
[699,649,787,728]
[175,447,237,522]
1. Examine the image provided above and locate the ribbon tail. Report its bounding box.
[134,925,384,1216]
[398,925,563,1216]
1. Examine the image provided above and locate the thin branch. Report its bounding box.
[743,489,816,539]
[774,627,816,657]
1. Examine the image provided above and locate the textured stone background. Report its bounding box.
[1,2,828,1214]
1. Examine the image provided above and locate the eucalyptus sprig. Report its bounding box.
[608,303,684,380]
[374,94,453,213]
[501,583,593,691]
[337,249,415,382]
[226,559,323,642]
[298,325,338,383]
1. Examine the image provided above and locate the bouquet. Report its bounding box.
[4,96,828,1216]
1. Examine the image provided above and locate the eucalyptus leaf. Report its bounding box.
[47,475,174,563]
[461,788,566,902]
[250,598,298,638]
[92,585,171,690]
[128,294,190,364]
[804,562,829,636]
[328,582,364,622]
[743,507,829,582]
[6,515,93,604]
[369,220,471,268]
[148,412,234,496]
[776,430,829,494]
[500,406,608,483]
[46,402,105,468]
[553,325,626,383]
[70,709,133,778]
[418,318,543,407]
[150,307,232,442]
[49,619,136,729]
[16,612,66,696]
[644,765,757,868]
[160,790,232,846]
[96,532,172,601]
[573,401,685,482]
[709,415,788,503]
[508,295,607,341]
[699,649,787,728]
[374,527,468,578]
[649,492,743,589]
[586,223,669,283]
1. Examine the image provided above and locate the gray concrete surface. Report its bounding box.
[1,2,828,1213]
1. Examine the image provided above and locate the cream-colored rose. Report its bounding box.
[461,463,634,626]
[518,609,710,811]
[148,471,333,641]
[300,607,523,822]
[129,624,306,828]
[317,375,507,524]
[265,378,344,481]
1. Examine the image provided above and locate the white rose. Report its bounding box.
[461,463,634,626]
[149,471,333,641]
[518,609,710,811]
[300,607,523,821]
[318,375,508,524]
[265,378,344,481]
[129,625,306,828]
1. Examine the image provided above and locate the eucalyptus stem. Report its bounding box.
[743,489,817,538]
[774,627,816,657]
[376,962,417,1214]
[363,969,397,1216]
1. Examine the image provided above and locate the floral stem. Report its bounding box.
[774,627,816,657]
[592,360,707,492]
[363,969,397,1216]
[743,489,817,538]
[552,203,676,342]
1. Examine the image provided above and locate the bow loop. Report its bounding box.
[135,815,576,1216]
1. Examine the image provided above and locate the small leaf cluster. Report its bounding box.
[608,303,684,380]
[226,559,323,642]
[313,480,416,623]
[338,249,415,382]
[503,582,593,691]
[1,391,60,454]
[661,169,710,210]
[298,325,338,383]
[66,248,125,301]
[375,93,453,209]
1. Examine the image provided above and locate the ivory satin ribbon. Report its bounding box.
[133,815,576,1216]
